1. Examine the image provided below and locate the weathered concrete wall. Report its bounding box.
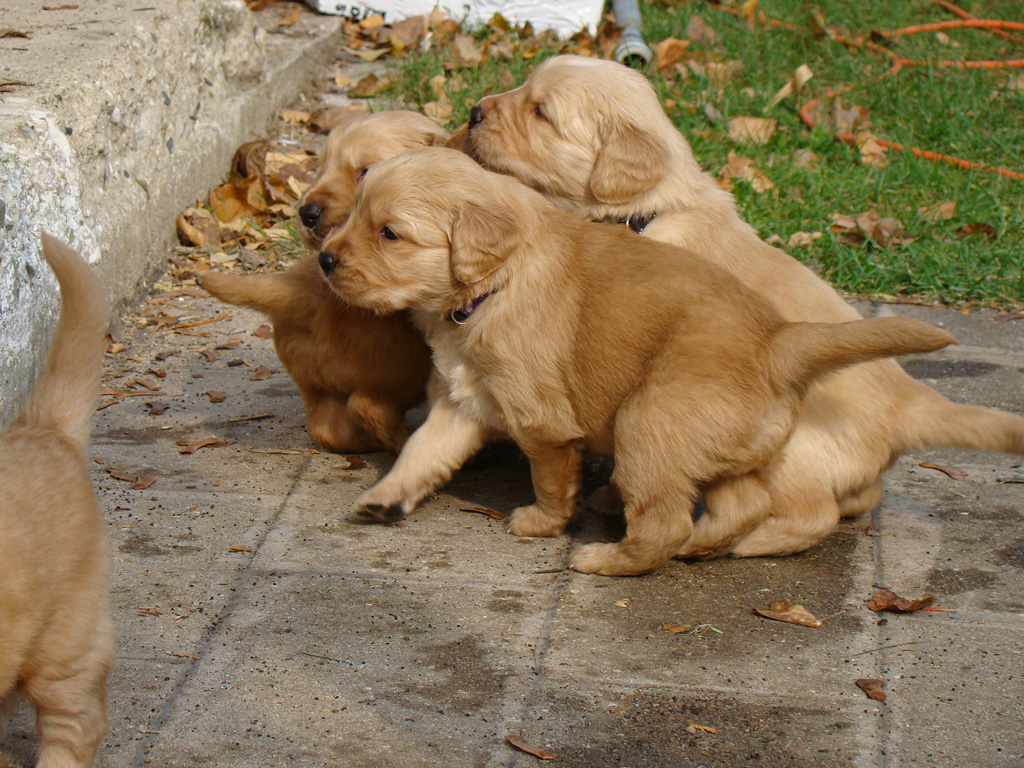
[0,0,340,425]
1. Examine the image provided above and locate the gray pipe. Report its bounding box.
[612,0,652,67]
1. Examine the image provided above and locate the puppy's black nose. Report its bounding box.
[468,105,484,129]
[318,251,337,276]
[299,203,322,229]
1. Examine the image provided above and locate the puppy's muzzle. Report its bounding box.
[318,251,337,276]
[468,105,484,130]
[299,203,323,229]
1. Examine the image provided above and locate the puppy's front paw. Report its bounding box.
[349,500,406,524]
[507,504,569,537]
[570,542,658,576]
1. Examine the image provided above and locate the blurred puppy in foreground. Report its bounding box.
[0,233,115,767]
[463,54,1024,557]
[200,111,444,453]
[316,148,954,575]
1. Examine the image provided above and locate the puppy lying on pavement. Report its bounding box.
[201,110,442,453]
[463,54,1024,558]
[316,148,954,575]
[1,233,115,767]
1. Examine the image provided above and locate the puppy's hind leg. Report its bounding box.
[302,390,386,454]
[346,388,412,455]
[351,392,489,523]
[729,475,841,557]
[571,480,697,576]
[675,474,770,560]
[507,440,584,537]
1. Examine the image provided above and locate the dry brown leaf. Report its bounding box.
[342,456,368,470]
[276,6,300,26]
[0,28,33,38]
[253,324,273,339]
[791,149,820,168]
[654,37,691,74]
[788,231,822,248]
[918,201,956,222]
[347,71,395,97]
[956,222,997,241]
[687,722,719,734]
[389,15,425,48]
[128,378,161,391]
[857,132,889,168]
[918,461,967,480]
[829,100,871,134]
[705,60,742,87]
[229,544,254,553]
[661,623,692,633]
[505,734,556,761]
[351,46,391,62]
[453,33,484,65]
[461,506,508,521]
[250,366,272,381]
[358,13,385,29]
[106,468,157,490]
[176,438,236,454]
[729,116,777,146]
[176,215,207,247]
[147,402,169,416]
[686,15,718,44]
[867,588,935,613]
[207,391,226,403]
[765,63,814,110]
[754,598,823,627]
[719,152,774,192]
[855,678,886,702]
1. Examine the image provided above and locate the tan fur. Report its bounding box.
[201,110,444,454]
[1,233,114,767]
[200,256,431,454]
[298,110,447,250]
[318,148,953,575]
[464,54,1024,558]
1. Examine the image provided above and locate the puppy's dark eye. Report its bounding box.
[381,226,398,241]
[533,103,548,121]
[357,167,368,181]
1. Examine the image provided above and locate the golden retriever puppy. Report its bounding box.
[201,110,443,453]
[1,233,115,767]
[316,148,954,575]
[297,110,448,250]
[463,54,1024,557]
[200,256,431,454]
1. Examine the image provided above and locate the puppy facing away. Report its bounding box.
[464,54,1024,558]
[0,233,115,766]
[316,148,954,575]
[200,256,431,454]
[201,110,442,454]
[297,110,448,250]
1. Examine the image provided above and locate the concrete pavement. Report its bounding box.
[2,2,1023,766]
[2,281,1022,766]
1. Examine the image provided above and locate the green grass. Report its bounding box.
[376,0,1024,307]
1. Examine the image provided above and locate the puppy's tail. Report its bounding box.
[769,317,956,395]
[199,270,295,315]
[15,233,108,451]
[898,384,1024,455]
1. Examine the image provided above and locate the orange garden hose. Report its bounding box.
[707,1,1024,180]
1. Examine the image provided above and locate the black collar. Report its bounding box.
[620,212,656,234]
[447,292,492,325]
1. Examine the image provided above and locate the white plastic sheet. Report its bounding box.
[305,0,604,38]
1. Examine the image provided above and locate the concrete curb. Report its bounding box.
[0,0,340,424]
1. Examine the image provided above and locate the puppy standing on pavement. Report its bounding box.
[200,111,445,453]
[1,233,115,767]
[316,148,954,575]
[463,55,1024,558]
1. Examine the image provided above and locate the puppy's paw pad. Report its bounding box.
[507,505,568,538]
[350,501,405,524]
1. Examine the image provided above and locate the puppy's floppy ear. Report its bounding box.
[450,201,520,285]
[590,121,666,205]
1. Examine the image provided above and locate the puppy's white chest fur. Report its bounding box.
[417,313,508,432]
